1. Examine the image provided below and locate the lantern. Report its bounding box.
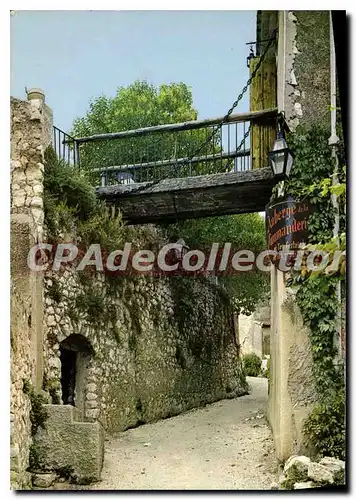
[268,131,294,179]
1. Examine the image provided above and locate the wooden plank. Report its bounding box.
[74,108,278,144]
[249,50,277,169]
[250,57,263,169]
[95,168,275,224]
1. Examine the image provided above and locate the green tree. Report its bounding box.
[164,213,269,315]
[72,80,222,183]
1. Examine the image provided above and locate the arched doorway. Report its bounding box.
[59,334,94,411]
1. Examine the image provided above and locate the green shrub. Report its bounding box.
[44,146,97,222]
[76,289,106,325]
[23,380,49,436]
[280,464,309,490]
[303,388,345,460]
[43,145,130,259]
[76,203,127,252]
[243,353,262,377]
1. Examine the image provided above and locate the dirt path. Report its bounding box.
[90,377,279,490]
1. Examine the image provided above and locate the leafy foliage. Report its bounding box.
[166,213,266,251]
[72,80,222,182]
[282,124,346,460]
[243,353,262,377]
[296,273,345,461]
[295,275,343,394]
[76,204,127,252]
[303,389,345,460]
[280,464,309,490]
[43,146,98,240]
[23,380,49,436]
[164,213,269,315]
[44,145,130,253]
[293,233,346,281]
[283,125,341,243]
[76,289,106,325]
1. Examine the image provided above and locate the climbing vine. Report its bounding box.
[278,125,346,459]
[23,380,49,436]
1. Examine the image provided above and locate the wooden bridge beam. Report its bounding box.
[96,168,275,224]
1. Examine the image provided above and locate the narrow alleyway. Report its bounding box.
[89,377,279,490]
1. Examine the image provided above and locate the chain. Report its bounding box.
[128,29,277,193]
[237,124,251,152]
[224,124,251,172]
[183,28,277,165]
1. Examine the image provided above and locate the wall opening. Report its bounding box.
[262,324,271,357]
[59,334,94,411]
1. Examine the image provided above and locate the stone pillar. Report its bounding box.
[269,267,318,459]
[11,89,53,239]
[10,90,52,488]
[268,267,293,458]
[268,11,331,459]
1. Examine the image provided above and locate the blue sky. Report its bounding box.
[11,10,256,132]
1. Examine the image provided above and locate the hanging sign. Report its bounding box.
[266,196,314,251]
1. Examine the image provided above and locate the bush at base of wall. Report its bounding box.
[243,353,262,377]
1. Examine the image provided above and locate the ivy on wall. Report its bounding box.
[279,125,346,460]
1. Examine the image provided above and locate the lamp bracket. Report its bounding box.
[277,111,290,134]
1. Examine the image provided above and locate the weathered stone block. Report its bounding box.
[319,456,345,475]
[284,455,311,475]
[47,315,56,327]
[307,462,334,484]
[86,401,98,409]
[34,405,104,483]
[86,392,97,401]
[32,472,57,488]
[86,408,100,420]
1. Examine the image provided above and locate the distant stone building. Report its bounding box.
[238,304,271,359]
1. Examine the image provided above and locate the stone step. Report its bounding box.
[34,404,104,483]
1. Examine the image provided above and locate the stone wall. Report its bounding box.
[11,97,48,241]
[43,268,247,434]
[10,92,247,487]
[269,273,318,459]
[239,305,270,359]
[10,95,52,488]
[277,11,331,130]
[10,285,33,490]
[269,10,332,460]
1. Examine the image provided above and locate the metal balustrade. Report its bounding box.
[53,108,277,187]
[52,126,79,166]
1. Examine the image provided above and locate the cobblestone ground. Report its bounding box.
[88,377,279,490]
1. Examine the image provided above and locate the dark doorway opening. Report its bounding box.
[60,348,77,405]
[59,334,94,410]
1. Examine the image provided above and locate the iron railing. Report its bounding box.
[55,108,277,186]
[53,126,80,166]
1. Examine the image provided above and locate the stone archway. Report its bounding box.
[59,334,94,413]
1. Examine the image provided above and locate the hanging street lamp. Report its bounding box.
[268,129,294,180]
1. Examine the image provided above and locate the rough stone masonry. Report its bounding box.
[10,92,248,488]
